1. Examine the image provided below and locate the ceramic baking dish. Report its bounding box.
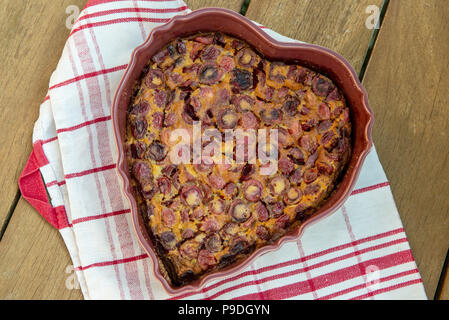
[111,8,374,295]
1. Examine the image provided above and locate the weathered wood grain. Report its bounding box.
[0,0,88,232]
[186,0,243,12]
[245,0,383,72]
[0,199,83,300]
[362,0,449,297]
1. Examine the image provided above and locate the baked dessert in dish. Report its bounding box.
[125,32,352,287]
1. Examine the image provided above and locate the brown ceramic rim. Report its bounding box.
[111,8,374,295]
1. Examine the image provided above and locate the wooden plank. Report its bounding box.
[0,0,88,230]
[362,0,449,297]
[0,198,83,300]
[186,0,243,12]
[245,0,383,72]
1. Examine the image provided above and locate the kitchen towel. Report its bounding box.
[19,0,427,300]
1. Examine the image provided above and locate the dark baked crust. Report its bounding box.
[125,32,352,287]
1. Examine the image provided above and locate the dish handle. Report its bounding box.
[18,141,69,229]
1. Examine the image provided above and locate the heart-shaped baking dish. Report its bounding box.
[111,7,374,295]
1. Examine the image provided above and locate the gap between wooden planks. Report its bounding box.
[361,0,449,298]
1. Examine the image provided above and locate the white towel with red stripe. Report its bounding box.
[22,0,427,299]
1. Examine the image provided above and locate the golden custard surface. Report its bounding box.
[126,32,352,287]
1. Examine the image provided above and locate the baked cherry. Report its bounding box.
[129,101,150,115]
[194,35,213,44]
[131,118,147,139]
[181,228,195,240]
[259,108,283,124]
[283,98,300,117]
[222,222,239,236]
[304,183,321,195]
[240,111,259,130]
[177,40,187,54]
[213,32,226,47]
[157,176,172,195]
[317,160,334,175]
[152,49,168,65]
[278,157,295,175]
[231,94,254,112]
[198,249,216,270]
[230,237,250,255]
[275,214,290,229]
[162,207,176,228]
[198,63,223,85]
[201,217,220,233]
[287,65,308,83]
[132,161,153,187]
[201,45,221,61]
[255,202,269,222]
[289,168,303,185]
[327,87,342,101]
[231,68,253,92]
[256,225,270,240]
[230,199,251,223]
[224,182,238,197]
[180,240,198,259]
[152,112,164,129]
[220,56,235,72]
[288,148,305,165]
[217,108,239,129]
[239,163,255,182]
[160,231,176,251]
[284,187,303,205]
[209,198,226,215]
[153,90,167,108]
[147,140,167,161]
[205,234,222,253]
[243,179,263,202]
[269,176,289,196]
[130,141,146,159]
[145,69,164,89]
[268,62,286,83]
[181,185,203,207]
[269,202,285,218]
[312,76,334,97]
[303,168,318,184]
[235,48,257,68]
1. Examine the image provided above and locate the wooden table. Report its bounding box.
[0,0,448,300]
